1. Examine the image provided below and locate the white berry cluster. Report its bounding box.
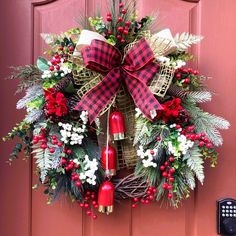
[80,111,89,124]
[58,112,88,145]
[157,56,186,69]
[167,124,194,157]
[137,145,157,168]
[79,155,98,185]
[41,70,52,79]
[59,64,72,77]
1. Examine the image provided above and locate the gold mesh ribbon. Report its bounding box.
[149,63,175,97]
[124,31,175,98]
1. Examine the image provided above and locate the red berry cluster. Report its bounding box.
[106,2,131,44]
[174,67,199,85]
[49,54,62,71]
[131,186,157,208]
[58,44,74,56]
[79,191,98,220]
[160,157,175,199]
[32,128,63,153]
[173,124,213,149]
[60,155,81,186]
[182,125,212,149]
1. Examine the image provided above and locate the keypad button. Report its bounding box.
[234,214,236,217]
[230,210,233,213]
[222,206,225,209]
[226,214,229,217]
[222,214,225,217]
[226,206,229,209]
[234,210,236,213]
[234,206,236,209]
[230,206,233,209]
[222,210,225,212]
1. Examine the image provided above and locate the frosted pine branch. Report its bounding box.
[25,109,43,123]
[16,85,44,109]
[182,99,230,146]
[184,169,196,190]
[174,32,203,51]
[184,146,204,184]
[187,91,212,103]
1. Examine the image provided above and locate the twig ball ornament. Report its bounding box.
[109,110,126,140]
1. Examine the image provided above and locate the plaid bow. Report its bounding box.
[74,38,162,123]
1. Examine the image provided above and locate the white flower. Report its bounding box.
[137,146,157,168]
[167,128,195,157]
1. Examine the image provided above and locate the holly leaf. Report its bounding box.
[37,57,49,72]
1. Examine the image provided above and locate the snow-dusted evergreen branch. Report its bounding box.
[183,145,204,184]
[16,85,44,109]
[182,99,230,146]
[187,91,212,103]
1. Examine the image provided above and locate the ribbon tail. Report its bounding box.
[74,68,121,124]
[125,74,163,120]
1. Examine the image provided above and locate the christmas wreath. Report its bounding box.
[4,1,230,219]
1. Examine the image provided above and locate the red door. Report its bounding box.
[0,0,235,235]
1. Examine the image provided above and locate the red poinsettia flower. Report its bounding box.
[157,97,182,122]
[44,88,68,117]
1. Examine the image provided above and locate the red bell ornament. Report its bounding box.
[98,181,114,214]
[101,145,117,176]
[109,110,125,140]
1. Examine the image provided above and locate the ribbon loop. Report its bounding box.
[82,40,122,73]
[75,39,162,123]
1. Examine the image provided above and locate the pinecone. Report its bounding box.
[54,74,73,92]
[167,84,188,99]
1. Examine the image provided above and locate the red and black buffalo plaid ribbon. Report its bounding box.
[74,38,163,123]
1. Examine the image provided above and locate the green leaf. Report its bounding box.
[27,97,44,109]
[37,57,49,72]
[43,79,57,89]
[64,81,75,94]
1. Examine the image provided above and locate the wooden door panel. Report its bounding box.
[132,1,200,236]
[0,1,32,236]
[32,1,86,235]
[195,1,236,235]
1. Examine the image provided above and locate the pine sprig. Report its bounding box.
[16,85,44,109]
[182,98,230,146]
[134,116,165,147]
[174,32,203,52]
[135,161,161,187]
[7,65,42,93]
